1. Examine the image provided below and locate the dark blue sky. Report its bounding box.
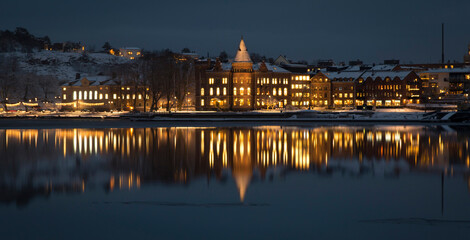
[1,0,469,64]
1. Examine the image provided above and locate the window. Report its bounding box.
[94,91,98,100]
[113,94,117,99]
[105,94,108,99]
[284,88,288,96]
[247,87,251,95]
[216,87,220,96]
[201,99,204,106]
[89,91,93,99]
[99,94,103,100]
[201,88,205,96]
[222,78,228,84]
[209,78,214,84]
[273,89,277,96]
[234,87,237,96]
[138,94,142,100]
[127,94,130,99]
[210,88,213,96]
[63,94,67,100]
[73,91,77,100]
[240,87,244,96]
[84,91,87,100]
[278,88,282,96]
[223,87,227,95]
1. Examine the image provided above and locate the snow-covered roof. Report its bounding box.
[343,65,362,72]
[361,71,413,80]
[370,64,397,71]
[420,67,470,74]
[323,71,365,80]
[254,63,290,73]
[120,47,140,50]
[234,38,252,62]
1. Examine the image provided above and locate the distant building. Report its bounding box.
[119,47,142,60]
[61,76,150,111]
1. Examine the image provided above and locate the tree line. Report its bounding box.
[113,49,195,112]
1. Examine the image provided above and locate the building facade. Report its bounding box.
[196,38,291,111]
[61,76,150,111]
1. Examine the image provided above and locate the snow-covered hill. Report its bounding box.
[1,50,130,81]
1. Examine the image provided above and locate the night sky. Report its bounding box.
[1,0,469,64]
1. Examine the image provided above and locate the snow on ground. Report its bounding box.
[1,50,129,81]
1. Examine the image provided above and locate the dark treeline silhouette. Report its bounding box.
[0,27,50,52]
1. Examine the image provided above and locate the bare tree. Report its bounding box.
[0,56,19,111]
[37,75,58,102]
[174,60,194,110]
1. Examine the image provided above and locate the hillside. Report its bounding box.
[1,50,130,81]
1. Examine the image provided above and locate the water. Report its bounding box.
[0,125,470,239]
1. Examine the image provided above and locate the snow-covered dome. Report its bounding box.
[234,37,252,63]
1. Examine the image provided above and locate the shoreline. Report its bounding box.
[0,118,469,129]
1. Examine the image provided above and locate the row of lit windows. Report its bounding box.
[292,101,310,106]
[256,99,287,106]
[292,93,310,97]
[257,78,289,85]
[208,78,230,85]
[292,76,310,81]
[291,84,309,89]
[201,87,227,96]
[257,88,288,96]
[72,91,147,101]
[73,91,108,101]
[334,93,354,98]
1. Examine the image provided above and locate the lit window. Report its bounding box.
[209,78,214,84]
[84,91,87,100]
[113,94,117,99]
[278,88,282,96]
[247,87,251,95]
[284,88,288,96]
[240,87,244,96]
[127,94,130,99]
[94,91,98,100]
[138,94,142,100]
[234,87,237,96]
[105,94,108,99]
[216,87,220,96]
[223,87,227,95]
[201,88,205,96]
[201,99,204,106]
[73,91,77,100]
[210,88,213,96]
[222,78,228,84]
[89,91,93,99]
[99,94,103,100]
[63,94,67,100]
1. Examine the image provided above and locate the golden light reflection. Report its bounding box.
[1,126,470,203]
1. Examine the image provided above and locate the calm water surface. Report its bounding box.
[1,125,470,239]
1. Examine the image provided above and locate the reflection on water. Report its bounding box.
[1,126,470,206]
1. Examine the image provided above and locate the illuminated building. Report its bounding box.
[311,71,422,107]
[196,37,292,110]
[61,76,150,111]
[119,47,142,60]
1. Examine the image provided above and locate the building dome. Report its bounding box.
[234,37,252,63]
